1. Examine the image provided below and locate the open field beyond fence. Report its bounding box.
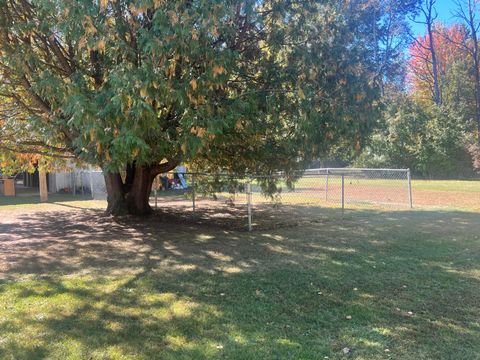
[144,179,480,230]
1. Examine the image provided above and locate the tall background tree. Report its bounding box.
[357,0,480,177]
[0,0,386,214]
[410,0,442,105]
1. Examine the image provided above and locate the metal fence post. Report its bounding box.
[81,172,85,196]
[247,181,252,231]
[72,172,76,195]
[341,174,345,216]
[407,169,413,209]
[89,170,94,199]
[192,173,196,213]
[325,168,329,201]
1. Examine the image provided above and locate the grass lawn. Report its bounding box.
[0,193,103,209]
[0,182,479,359]
[287,176,480,192]
[411,179,480,192]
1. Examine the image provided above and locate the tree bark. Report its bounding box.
[39,170,48,202]
[425,2,441,105]
[124,162,136,193]
[125,165,156,215]
[104,156,182,216]
[104,172,127,215]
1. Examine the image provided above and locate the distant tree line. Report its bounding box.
[354,0,480,178]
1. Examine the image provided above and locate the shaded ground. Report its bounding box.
[0,202,479,359]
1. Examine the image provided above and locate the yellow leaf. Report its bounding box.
[90,128,96,141]
[167,10,178,25]
[78,36,87,49]
[83,16,97,35]
[105,150,111,161]
[213,65,225,77]
[181,143,187,153]
[140,87,147,97]
[166,61,176,79]
[235,120,243,130]
[96,142,102,154]
[129,3,141,17]
[186,92,197,105]
[356,92,365,101]
[99,0,108,10]
[190,79,198,91]
[132,148,140,157]
[191,29,199,41]
[297,88,306,100]
[97,39,106,54]
[191,126,206,138]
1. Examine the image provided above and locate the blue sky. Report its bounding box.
[410,0,459,36]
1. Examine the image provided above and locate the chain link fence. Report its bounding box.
[152,168,412,231]
[50,168,412,229]
[13,168,412,223]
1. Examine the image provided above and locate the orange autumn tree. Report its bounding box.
[408,23,470,105]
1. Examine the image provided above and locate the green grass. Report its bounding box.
[0,194,101,209]
[411,179,480,192]
[286,177,480,192]
[0,203,479,359]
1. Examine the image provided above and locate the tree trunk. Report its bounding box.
[39,170,48,202]
[125,165,155,215]
[427,21,441,105]
[104,157,181,216]
[105,172,128,215]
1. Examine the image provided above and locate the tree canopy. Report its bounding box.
[0,0,385,214]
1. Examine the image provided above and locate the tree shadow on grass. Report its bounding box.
[0,208,479,359]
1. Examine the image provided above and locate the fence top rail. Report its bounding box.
[75,167,410,178]
[306,168,409,173]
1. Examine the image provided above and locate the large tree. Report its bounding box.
[408,24,473,107]
[0,0,382,215]
[361,0,421,95]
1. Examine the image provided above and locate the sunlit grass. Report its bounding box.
[411,179,480,192]
[0,194,105,210]
[284,177,480,193]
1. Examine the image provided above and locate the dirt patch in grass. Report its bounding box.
[411,189,480,209]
